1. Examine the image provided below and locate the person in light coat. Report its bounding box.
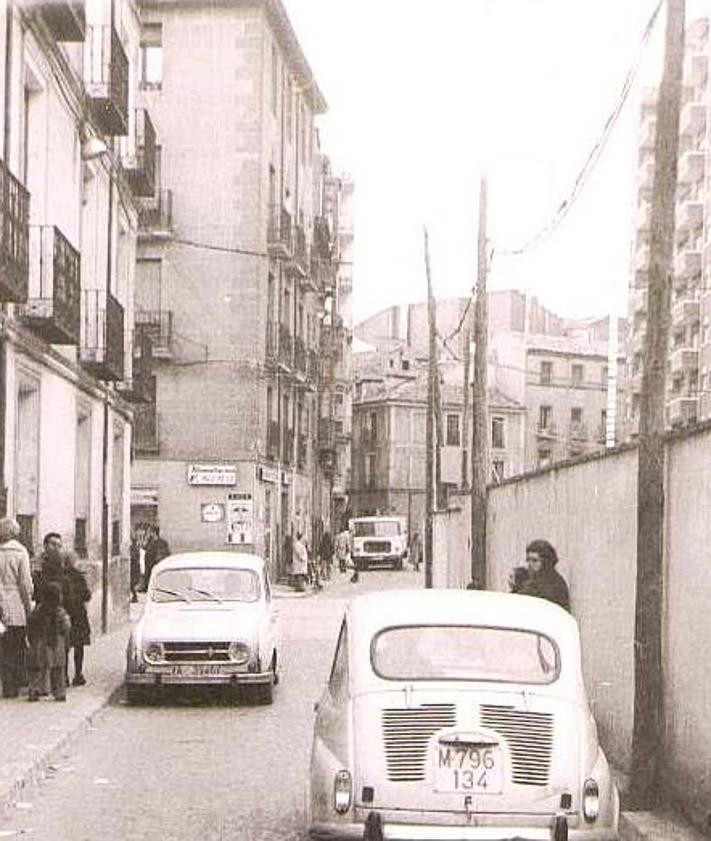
[0,518,33,698]
[291,531,309,592]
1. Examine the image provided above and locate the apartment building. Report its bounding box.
[350,370,525,535]
[131,0,347,578]
[0,0,148,626]
[627,17,710,435]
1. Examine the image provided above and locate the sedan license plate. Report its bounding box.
[434,744,503,794]
[170,664,224,677]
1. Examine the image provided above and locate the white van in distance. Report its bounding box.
[349,516,408,571]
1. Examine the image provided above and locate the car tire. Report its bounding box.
[394,559,403,571]
[126,684,152,706]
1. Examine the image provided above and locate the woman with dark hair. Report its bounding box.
[518,539,570,612]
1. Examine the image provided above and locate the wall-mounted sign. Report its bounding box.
[131,487,158,506]
[259,465,279,484]
[187,463,237,486]
[201,502,225,523]
[226,492,253,545]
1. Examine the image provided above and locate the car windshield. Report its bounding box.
[151,567,260,603]
[352,520,401,537]
[372,624,559,684]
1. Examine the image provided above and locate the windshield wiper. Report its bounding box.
[187,587,222,603]
[153,587,190,603]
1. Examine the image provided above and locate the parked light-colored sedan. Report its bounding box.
[125,552,279,704]
[309,589,619,840]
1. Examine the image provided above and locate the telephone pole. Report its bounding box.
[424,228,439,588]
[461,325,471,489]
[470,176,489,589]
[630,0,685,810]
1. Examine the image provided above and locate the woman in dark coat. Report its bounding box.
[518,539,570,612]
[62,552,91,686]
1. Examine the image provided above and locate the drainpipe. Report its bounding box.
[0,2,14,517]
[101,145,114,633]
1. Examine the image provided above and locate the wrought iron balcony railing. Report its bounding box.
[294,335,306,375]
[569,421,588,441]
[0,159,30,303]
[85,25,129,135]
[267,204,293,256]
[297,433,307,469]
[293,224,308,276]
[307,348,319,383]
[267,420,279,460]
[278,323,293,367]
[138,188,173,234]
[282,429,294,466]
[265,320,278,361]
[134,404,159,454]
[135,309,173,357]
[123,109,156,197]
[39,1,85,41]
[80,289,125,381]
[23,225,80,344]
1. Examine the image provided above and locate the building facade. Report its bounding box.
[131,0,348,578]
[0,0,147,626]
[626,17,710,435]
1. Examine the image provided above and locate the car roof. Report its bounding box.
[152,551,266,574]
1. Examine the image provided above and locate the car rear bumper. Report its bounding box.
[125,670,273,686]
[309,820,618,840]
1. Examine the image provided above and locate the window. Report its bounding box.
[112,422,125,556]
[571,407,583,424]
[538,448,552,468]
[369,411,378,447]
[538,405,553,430]
[366,453,376,488]
[140,24,163,88]
[540,360,553,385]
[329,621,349,701]
[491,416,505,449]
[602,365,609,384]
[571,363,584,385]
[75,406,91,557]
[491,459,505,484]
[446,413,460,446]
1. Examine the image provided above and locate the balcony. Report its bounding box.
[123,109,156,197]
[699,390,711,421]
[669,346,699,377]
[80,289,124,381]
[266,420,279,460]
[668,395,698,427]
[674,248,702,281]
[569,421,588,441]
[134,405,159,455]
[267,204,293,257]
[23,225,80,344]
[39,1,85,41]
[293,335,306,375]
[536,421,557,440]
[116,376,150,404]
[684,52,708,88]
[292,224,308,277]
[680,102,706,142]
[676,201,703,244]
[678,150,705,186]
[138,189,173,235]
[135,309,173,358]
[265,320,278,361]
[278,323,292,367]
[297,433,307,469]
[671,296,700,328]
[0,160,30,303]
[306,348,319,383]
[282,429,294,466]
[85,25,129,136]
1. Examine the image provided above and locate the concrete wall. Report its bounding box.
[434,424,711,828]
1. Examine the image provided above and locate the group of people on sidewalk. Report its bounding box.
[129,526,171,603]
[0,519,92,703]
[287,526,357,591]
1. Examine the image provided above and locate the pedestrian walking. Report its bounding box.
[318,529,333,581]
[144,526,171,586]
[409,531,422,572]
[517,539,570,612]
[62,551,91,686]
[26,581,71,702]
[0,518,33,698]
[334,528,350,574]
[291,532,309,592]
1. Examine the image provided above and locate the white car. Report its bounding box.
[309,589,619,840]
[125,551,279,705]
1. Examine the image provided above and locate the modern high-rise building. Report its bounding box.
[130,0,349,577]
[626,16,710,435]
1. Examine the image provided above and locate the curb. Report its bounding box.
[620,810,709,841]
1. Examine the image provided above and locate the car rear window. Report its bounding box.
[152,567,260,603]
[371,624,559,684]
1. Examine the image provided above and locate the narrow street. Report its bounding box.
[0,569,420,841]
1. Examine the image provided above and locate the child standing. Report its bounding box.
[27,581,71,702]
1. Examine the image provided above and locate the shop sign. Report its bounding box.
[259,465,279,484]
[201,502,225,523]
[226,492,253,545]
[187,463,237,486]
[131,487,158,506]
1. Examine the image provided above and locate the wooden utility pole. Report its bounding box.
[461,325,472,489]
[424,228,438,588]
[470,176,489,589]
[630,0,685,810]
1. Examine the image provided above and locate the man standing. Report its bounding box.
[0,518,33,698]
[144,526,171,586]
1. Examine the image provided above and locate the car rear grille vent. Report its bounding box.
[479,704,554,786]
[364,540,391,553]
[163,641,231,662]
[382,704,457,782]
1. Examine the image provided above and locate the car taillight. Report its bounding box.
[334,770,352,813]
[144,642,165,664]
[582,778,600,822]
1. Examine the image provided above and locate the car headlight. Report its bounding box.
[582,778,600,822]
[143,642,165,664]
[334,770,352,814]
[228,641,250,665]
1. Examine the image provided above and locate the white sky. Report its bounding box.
[282,1,703,324]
